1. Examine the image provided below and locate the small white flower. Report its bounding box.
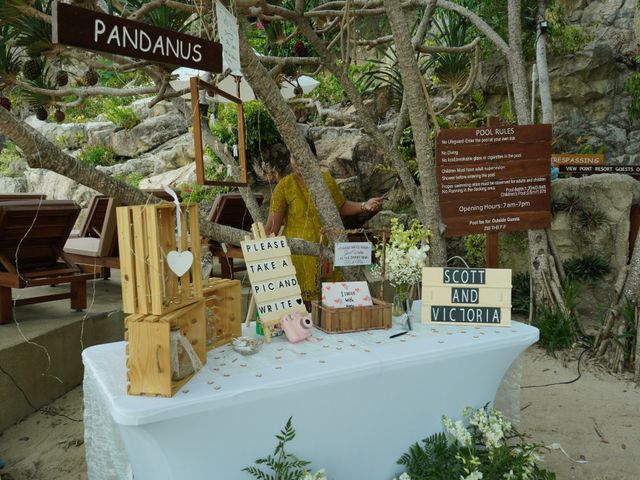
[393,474,412,480]
[461,471,483,480]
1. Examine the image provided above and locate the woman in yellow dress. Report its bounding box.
[264,139,383,302]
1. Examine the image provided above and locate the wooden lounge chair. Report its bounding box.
[0,193,46,201]
[64,196,120,278]
[207,193,263,279]
[0,200,94,324]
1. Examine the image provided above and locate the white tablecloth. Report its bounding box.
[83,322,538,480]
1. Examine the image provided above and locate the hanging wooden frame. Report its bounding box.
[190,77,248,187]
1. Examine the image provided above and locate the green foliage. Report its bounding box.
[105,105,139,129]
[615,296,637,366]
[78,144,115,167]
[428,3,474,92]
[398,406,556,480]
[212,101,281,165]
[463,234,486,268]
[125,172,143,188]
[546,5,591,55]
[0,141,22,177]
[533,280,580,352]
[512,272,530,313]
[122,0,193,33]
[64,95,137,123]
[398,433,463,479]
[177,182,227,204]
[6,0,52,57]
[624,70,640,122]
[357,49,430,109]
[242,417,313,480]
[563,255,611,282]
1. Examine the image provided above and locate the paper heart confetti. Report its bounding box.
[167,250,193,277]
[362,296,370,301]
[325,285,331,290]
[355,287,360,292]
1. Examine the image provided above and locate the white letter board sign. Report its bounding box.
[421,267,512,326]
[240,236,306,324]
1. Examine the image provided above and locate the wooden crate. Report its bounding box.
[311,298,392,333]
[126,299,206,397]
[117,203,203,315]
[203,277,242,350]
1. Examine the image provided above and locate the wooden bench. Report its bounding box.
[0,200,94,324]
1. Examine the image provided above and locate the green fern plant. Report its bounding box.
[397,432,464,480]
[8,0,53,57]
[242,417,313,480]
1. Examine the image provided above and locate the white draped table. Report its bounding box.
[83,322,538,480]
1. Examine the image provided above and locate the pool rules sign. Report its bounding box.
[240,236,306,324]
[421,267,512,326]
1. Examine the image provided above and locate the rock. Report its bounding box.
[100,134,195,178]
[129,98,180,122]
[550,174,640,320]
[335,176,363,201]
[25,116,95,150]
[364,210,409,230]
[352,137,397,197]
[24,169,99,208]
[309,126,362,177]
[86,122,118,148]
[0,175,27,192]
[107,113,188,157]
[139,164,197,189]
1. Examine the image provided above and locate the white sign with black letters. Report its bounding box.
[421,267,512,326]
[241,235,305,323]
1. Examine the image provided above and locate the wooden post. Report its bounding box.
[485,116,501,268]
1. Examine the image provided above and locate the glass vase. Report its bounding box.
[392,284,409,317]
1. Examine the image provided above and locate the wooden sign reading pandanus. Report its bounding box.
[52,2,222,72]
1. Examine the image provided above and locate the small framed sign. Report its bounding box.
[334,242,372,267]
[421,267,512,326]
[322,282,373,308]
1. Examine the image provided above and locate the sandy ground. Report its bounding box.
[0,347,638,480]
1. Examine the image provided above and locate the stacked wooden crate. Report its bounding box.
[203,278,242,350]
[117,203,207,397]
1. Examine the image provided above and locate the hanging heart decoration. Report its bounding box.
[163,185,193,277]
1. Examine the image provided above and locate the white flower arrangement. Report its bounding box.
[374,218,430,287]
[397,406,554,480]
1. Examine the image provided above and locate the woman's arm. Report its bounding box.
[265,211,285,235]
[339,197,383,217]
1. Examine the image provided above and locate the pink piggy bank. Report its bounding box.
[280,312,313,343]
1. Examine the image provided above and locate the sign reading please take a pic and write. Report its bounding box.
[240,236,306,324]
[421,267,512,326]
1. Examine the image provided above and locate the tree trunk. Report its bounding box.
[536,0,554,124]
[383,0,446,265]
[238,30,346,243]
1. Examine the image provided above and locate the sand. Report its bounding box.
[0,346,638,479]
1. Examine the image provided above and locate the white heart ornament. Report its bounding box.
[167,250,193,277]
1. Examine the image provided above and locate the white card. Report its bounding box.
[334,242,372,266]
[321,281,373,308]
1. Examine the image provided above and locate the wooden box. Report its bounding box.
[311,298,392,333]
[126,299,207,397]
[117,203,203,316]
[203,277,242,350]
